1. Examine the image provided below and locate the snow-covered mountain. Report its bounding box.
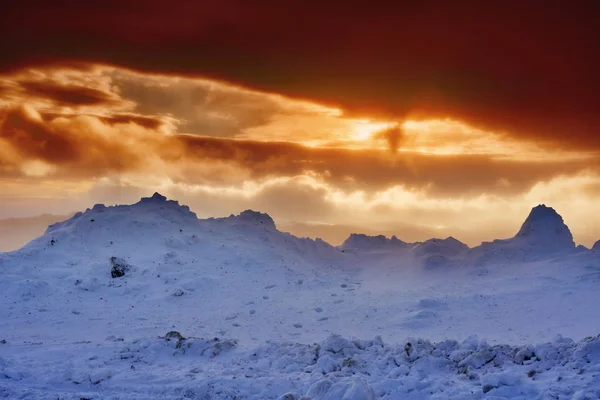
[1,195,600,399]
[20,192,340,269]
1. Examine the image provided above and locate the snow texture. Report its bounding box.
[1,194,600,399]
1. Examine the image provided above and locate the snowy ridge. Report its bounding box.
[340,234,410,252]
[6,195,598,266]
[414,237,469,258]
[17,192,338,266]
[208,209,278,230]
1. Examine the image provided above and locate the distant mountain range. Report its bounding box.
[2,193,597,268]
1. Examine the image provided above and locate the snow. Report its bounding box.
[2,333,600,399]
[1,194,600,399]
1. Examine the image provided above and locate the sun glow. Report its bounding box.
[352,119,397,141]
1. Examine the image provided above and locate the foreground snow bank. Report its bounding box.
[1,333,599,399]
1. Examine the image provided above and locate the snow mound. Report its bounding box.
[10,193,339,268]
[38,192,198,247]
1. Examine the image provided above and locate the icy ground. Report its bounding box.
[1,193,599,399]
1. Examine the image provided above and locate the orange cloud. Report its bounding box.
[1,102,596,201]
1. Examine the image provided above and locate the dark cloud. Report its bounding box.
[18,80,121,107]
[94,113,169,130]
[36,111,170,131]
[1,1,599,149]
[1,107,78,163]
[374,126,404,154]
[0,107,145,173]
[177,135,597,196]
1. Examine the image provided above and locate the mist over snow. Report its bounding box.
[1,194,599,399]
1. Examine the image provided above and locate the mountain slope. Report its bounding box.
[0,213,72,252]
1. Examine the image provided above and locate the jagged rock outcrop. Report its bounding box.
[207,210,277,230]
[110,256,132,278]
[340,234,409,251]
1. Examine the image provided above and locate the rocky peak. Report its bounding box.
[514,205,575,249]
[139,192,167,204]
[340,233,408,250]
[212,210,277,230]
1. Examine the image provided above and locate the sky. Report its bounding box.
[0,1,599,247]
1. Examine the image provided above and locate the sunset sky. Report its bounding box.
[1,1,599,247]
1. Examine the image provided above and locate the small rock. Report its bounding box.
[164,331,185,341]
[278,393,296,400]
[110,256,131,278]
[482,384,494,394]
